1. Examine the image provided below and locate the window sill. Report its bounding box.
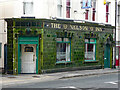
[55,61,72,65]
[84,60,99,63]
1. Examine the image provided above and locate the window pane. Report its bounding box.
[57,0,62,5]
[66,7,70,18]
[23,2,33,15]
[118,6,120,25]
[85,43,95,60]
[64,38,69,42]
[24,47,33,52]
[56,42,70,62]
[56,38,62,41]
[85,10,89,20]
[57,0,62,17]
[85,39,89,42]
[66,0,70,6]
[90,39,95,42]
[57,5,62,17]
[66,0,70,18]
[93,1,96,8]
[106,4,109,22]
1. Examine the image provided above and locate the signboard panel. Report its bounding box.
[44,22,113,33]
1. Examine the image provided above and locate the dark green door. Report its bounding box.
[104,44,110,68]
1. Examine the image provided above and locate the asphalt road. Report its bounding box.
[2,73,120,89]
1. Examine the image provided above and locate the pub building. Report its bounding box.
[5,18,114,74]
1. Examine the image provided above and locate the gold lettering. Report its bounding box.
[79,26,82,30]
[96,27,102,32]
[63,24,68,29]
[51,23,61,29]
[90,27,94,31]
[58,24,61,29]
[70,25,74,29]
[51,23,54,28]
[75,25,79,30]
[83,26,88,31]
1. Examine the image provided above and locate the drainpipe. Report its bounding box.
[114,0,117,68]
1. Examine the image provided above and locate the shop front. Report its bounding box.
[5,18,114,74]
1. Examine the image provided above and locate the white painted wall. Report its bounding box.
[0,20,7,69]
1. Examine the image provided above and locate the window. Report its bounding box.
[106,3,109,23]
[24,47,33,52]
[85,39,96,61]
[57,0,62,17]
[56,38,71,62]
[0,43,1,58]
[66,0,70,18]
[23,1,33,15]
[92,1,96,21]
[118,5,120,25]
[85,9,89,20]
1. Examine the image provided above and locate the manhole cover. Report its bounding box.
[32,76,40,78]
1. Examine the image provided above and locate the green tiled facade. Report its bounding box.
[6,18,114,74]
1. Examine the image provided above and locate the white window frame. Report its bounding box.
[118,5,120,26]
[85,38,96,61]
[56,38,71,63]
[66,0,71,18]
[23,1,33,15]
[57,0,62,17]
[92,0,96,21]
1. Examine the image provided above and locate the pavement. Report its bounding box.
[1,68,119,86]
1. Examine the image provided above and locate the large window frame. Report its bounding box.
[85,9,89,20]
[56,38,71,63]
[92,1,96,21]
[118,5,120,26]
[57,0,62,17]
[85,38,96,61]
[66,0,71,18]
[106,3,109,23]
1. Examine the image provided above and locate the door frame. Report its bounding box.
[18,36,39,74]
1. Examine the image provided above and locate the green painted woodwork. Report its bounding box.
[18,44,21,74]
[36,44,38,74]
[19,36,38,44]
[104,44,110,68]
[110,47,113,68]
[18,36,39,74]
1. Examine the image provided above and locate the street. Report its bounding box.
[2,73,119,89]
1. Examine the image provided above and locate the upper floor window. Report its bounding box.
[92,1,96,21]
[85,9,89,20]
[66,0,70,18]
[118,5,120,25]
[106,3,109,23]
[23,1,33,15]
[57,0,62,17]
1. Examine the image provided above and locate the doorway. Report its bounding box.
[18,36,39,74]
[21,44,36,73]
[104,44,110,68]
